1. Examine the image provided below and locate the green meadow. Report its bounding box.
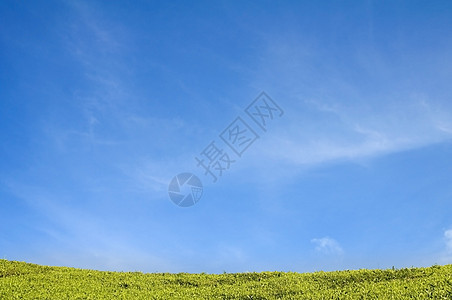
[1,260,451,299]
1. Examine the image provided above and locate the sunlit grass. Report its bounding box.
[1,259,451,299]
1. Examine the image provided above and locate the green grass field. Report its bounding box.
[1,259,451,299]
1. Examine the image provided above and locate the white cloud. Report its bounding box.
[437,228,452,264]
[311,237,344,256]
[445,229,452,253]
[246,30,452,169]
[247,96,452,173]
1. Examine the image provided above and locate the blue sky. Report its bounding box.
[1,0,452,273]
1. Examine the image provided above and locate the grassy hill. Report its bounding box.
[1,259,451,299]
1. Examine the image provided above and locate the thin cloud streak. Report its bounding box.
[255,98,452,167]
[311,237,344,256]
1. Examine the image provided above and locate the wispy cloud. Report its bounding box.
[311,237,344,256]
[445,229,452,255]
[247,96,452,173]
[246,28,452,170]
[435,228,452,264]
[2,180,175,272]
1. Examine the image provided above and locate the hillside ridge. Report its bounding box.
[1,259,451,299]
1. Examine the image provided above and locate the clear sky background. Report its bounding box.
[1,0,452,273]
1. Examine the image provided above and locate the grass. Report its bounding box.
[1,259,451,299]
